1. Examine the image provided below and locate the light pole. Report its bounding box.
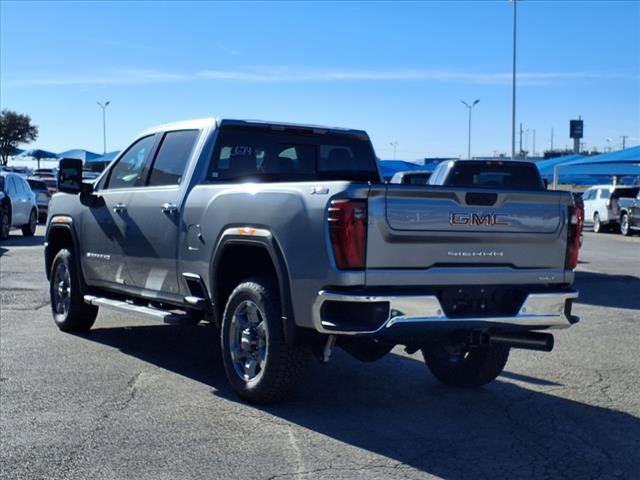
[97,101,110,154]
[461,99,479,160]
[510,0,517,160]
[389,141,399,160]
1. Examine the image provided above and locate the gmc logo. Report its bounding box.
[449,212,510,226]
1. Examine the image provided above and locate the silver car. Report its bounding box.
[0,172,38,240]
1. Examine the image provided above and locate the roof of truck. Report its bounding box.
[139,118,369,138]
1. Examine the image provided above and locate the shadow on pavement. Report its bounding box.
[79,323,639,479]
[0,233,45,251]
[574,270,640,310]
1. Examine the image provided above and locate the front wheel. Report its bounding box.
[21,209,37,237]
[422,342,509,387]
[50,249,98,332]
[620,213,632,236]
[221,277,308,404]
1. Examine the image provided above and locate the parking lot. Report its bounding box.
[1,227,639,480]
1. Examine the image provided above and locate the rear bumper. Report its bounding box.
[312,289,579,337]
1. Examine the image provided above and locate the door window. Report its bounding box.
[105,135,156,189]
[7,176,17,195]
[147,130,199,186]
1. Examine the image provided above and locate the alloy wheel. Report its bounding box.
[228,300,268,383]
[52,262,71,316]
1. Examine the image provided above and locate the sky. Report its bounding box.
[1,0,639,161]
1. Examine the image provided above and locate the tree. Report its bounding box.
[0,109,39,166]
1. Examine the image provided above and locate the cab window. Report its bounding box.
[105,135,156,189]
[147,130,199,186]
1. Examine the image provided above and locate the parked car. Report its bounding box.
[616,188,640,236]
[0,172,38,240]
[27,177,52,223]
[45,118,580,404]
[389,170,432,185]
[581,185,635,233]
[1,166,33,176]
[34,168,55,177]
[31,175,58,195]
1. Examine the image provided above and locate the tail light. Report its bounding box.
[328,199,367,269]
[566,204,583,269]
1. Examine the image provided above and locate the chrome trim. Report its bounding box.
[312,290,578,336]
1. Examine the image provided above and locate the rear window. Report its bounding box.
[402,173,431,185]
[444,162,544,190]
[28,179,47,190]
[208,126,379,182]
[611,187,639,199]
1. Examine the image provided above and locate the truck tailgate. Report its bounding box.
[366,185,572,273]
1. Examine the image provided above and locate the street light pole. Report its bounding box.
[461,99,480,160]
[511,0,517,160]
[97,101,110,154]
[389,141,399,160]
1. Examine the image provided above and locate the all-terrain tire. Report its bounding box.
[422,343,510,388]
[0,208,9,240]
[221,277,308,404]
[620,213,632,236]
[50,248,98,332]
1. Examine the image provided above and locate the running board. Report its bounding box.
[84,295,191,324]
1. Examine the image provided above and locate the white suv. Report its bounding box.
[0,172,38,240]
[582,185,625,233]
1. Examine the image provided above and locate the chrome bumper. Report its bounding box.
[312,289,579,336]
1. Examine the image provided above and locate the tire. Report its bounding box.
[593,213,601,233]
[221,277,308,404]
[422,342,509,388]
[21,209,37,236]
[50,248,98,332]
[620,213,631,236]
[0,208,9,240]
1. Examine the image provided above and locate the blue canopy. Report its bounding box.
[536,154,585,180]
[87,151,119,164]
[58,149,101,162]
[558,161,640,177]
[18,148,59,160]
[564,145,640,166]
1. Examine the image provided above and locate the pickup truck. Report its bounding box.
[617,187,640,236]
[45,119,581,404]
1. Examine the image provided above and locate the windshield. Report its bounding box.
[444,162,544,190]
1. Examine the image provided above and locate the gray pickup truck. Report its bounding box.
[45,118,581,403]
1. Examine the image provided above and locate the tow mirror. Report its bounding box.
[57,158,83,194]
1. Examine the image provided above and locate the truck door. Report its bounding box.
[122,129,200,301]
[81,134,158,289]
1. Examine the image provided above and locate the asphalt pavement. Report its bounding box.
[1,226,639,480]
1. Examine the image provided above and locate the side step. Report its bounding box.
[84,295,192,324]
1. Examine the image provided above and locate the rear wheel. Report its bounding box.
[593,213,601,233]
[50,248,98,332]
[21,209,37,236]
[422,342,509,387]
[0,209,9,240]
[620,213,631,236]
[221,277,308,404]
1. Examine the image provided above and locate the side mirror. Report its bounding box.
[57,158,83,194]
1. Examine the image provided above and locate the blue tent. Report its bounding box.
[561,145,640,166]
[558,162,640,177]
[536,154,585,180]
[85,151,119,171]
[58,149,101,162]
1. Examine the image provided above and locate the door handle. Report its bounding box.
[161,203,178,214]
[112,203,127,213]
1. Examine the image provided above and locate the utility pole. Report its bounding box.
[461,99,480,160]
[97,101,110,154]
[621,135,628,150]
[550,128,554,152]
[389,141,398,160]
[510,0,517,160]
[519,123,523,158]
[532,129,536,158]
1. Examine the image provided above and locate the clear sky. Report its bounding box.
[1,0,639,160]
